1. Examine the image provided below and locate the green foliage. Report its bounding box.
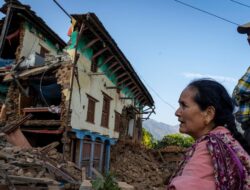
[156,133,194,149]
[91,173,121,190]
[142,128,157,148]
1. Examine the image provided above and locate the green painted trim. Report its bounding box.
[0,84,9,103]
[66,33,143,105]
[66,31,93,59]
[0,84,9,94]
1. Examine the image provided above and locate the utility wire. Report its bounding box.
[173,0,239,26]
[135,71,176,111]
[53,0,72,19]
[230,0,250,8]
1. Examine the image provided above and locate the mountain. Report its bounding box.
[142,119,179,140]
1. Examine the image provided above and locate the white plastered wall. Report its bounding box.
[20,24,58,58]
[69,50,135,139]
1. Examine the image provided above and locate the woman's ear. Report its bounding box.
[204,106,215,124]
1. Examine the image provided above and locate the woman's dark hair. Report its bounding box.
[188,78,250,154]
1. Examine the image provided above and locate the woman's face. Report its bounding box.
[175,87,212,139]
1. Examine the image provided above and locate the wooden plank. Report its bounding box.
[3,63,61,82]
[7,175,59,185]
[109,65,122,76]
[116,72,128,80]
[44,161,78,183]
[98,55,114,68]
[39,142,60,154]
[91,47,109,61]
[0,185,9,190]
[107,61,119,70]
[81,38,100,51]
[22,120,61,126]
[1,114,33,134]
[117,77,131,86]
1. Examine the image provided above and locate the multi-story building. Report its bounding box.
[0,0,155,177]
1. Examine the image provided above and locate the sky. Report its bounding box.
[1,0,250,126]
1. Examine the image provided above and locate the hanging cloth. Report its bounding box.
[6,29,20,46]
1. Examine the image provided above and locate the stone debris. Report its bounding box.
[110,141,184,190]
[0,137,82,189]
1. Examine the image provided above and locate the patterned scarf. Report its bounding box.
[170,130,250,190]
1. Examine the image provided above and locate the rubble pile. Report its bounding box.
[4,83,20,122]
[110,141,176,190]
[0,138,82,189]
[155,146,185,177]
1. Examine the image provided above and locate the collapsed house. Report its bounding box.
[0,0,155,178]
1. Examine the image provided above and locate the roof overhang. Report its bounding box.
[71,13,154,108]
[0,0,66,50]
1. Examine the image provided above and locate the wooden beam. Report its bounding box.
[107,61,119,70]
[117,77,130,86]
[120,80,134,90]
[134,90,141,98]
[7,175,59,185]
[82,38,100,51]
[106,86,118,89]
[141,99,148,105]
[130,85,138,93]
[23,107,60,113]
[40,142,60,154]
[0,4,13,56]
[116,72,128,80]
[91,47,109,61]
[110,65,122,76]
[137,95,145,102]
[88,72,105,76]
[98,55,114,67]
[45,161,78,183]
[1,114,33,134]
[81,21,149,105]
[133,91,142,100]
[120,97,134,100]
[143,107,153,112]
[23,120,61,126]
[132,91,140,100]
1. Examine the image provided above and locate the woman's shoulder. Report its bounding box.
[210,126,230,135]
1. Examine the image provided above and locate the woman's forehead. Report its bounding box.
[180,87,197,99]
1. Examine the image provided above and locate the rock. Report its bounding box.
[79,180,92,190]
[118,181,134,190]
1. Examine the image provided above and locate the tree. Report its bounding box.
[156,133,194,149]
[142,128,157,148]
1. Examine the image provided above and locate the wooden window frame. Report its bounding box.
[114,111,121,132]
[101,92,112,128]
[91,61,98,72]
[86,94,98,124]
[40,45,49,58]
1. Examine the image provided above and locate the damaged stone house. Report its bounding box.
[0,0,155,177]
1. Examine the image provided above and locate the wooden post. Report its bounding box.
[105,143,111,173]
[98,143,104,172]
[89,141,95,178]
[78,139,84,167]
[82,167,86,182]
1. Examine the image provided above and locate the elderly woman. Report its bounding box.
[168,79,250,190]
